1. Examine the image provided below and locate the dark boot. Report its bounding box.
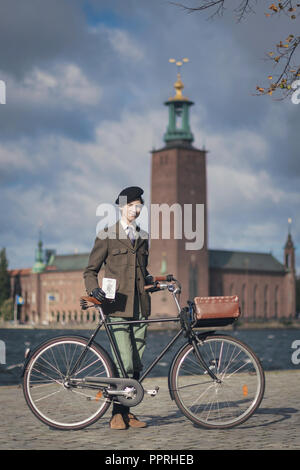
[133,371,140,380]
[109,413,127,430]
[124,412,148,428]
[112,401,129,416]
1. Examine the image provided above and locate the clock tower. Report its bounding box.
[149,62,209,316]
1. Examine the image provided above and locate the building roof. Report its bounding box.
[46,253,90,272]
[43,249,286,274]
[209,249,286,273]
[9,268,32,276]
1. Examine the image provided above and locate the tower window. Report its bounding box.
[160,155,168,165]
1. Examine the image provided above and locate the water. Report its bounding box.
[1,327,300,386]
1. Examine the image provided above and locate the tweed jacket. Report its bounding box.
[83,220,151,318]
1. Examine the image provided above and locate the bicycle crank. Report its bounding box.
[80,376,144,407]
[145,386,159,396]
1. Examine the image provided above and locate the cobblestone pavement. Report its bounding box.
[0,370,299,451]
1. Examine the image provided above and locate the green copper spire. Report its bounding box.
[163,58,194,144]
[32,228,46,273]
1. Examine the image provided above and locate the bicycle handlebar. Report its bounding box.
[80,274,179,309]
[152,274,174,282]
[144,275,181,294]
[144,283,163,292]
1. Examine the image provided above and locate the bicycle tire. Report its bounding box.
[23,335,115,430]
[170,334,265,429]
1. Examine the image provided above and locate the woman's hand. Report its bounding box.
[90,287,106,302]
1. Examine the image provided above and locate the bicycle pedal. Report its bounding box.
[145,386,159,396]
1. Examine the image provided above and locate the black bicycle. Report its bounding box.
[22,275,265,431]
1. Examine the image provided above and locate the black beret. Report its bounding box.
[115,186,144,205]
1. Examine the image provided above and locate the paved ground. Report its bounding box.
[1,370,299,451]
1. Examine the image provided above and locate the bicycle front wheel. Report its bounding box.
[171,334,265,429]
[23,336,114,430]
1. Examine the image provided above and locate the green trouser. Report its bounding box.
[108,284,148,415]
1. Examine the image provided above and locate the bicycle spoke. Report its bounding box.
[35,354,64,379]
[35,388,63,403]
[172,335,264,429]
[73,357,103,377]
[23,337,113,429]
[30,365,63,386]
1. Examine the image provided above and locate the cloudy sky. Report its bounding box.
[0,0,299,274]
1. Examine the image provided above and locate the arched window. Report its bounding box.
[31,310,35,322]
[285,253,290,268]
[253,285,257,318]
[264,285,268,318]
[242,284,246,314]
[274,285,279,318]
[218,281,223,296]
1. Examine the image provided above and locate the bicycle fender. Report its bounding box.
[167,330,216,401]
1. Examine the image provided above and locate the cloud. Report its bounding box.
[1,62,102,109]
[3,101,297,271]
[0,0,85,78]
[187,115,299,265]
[18,63,102,107]
[0,106,165,267]
[0,0,298,274]
[0,62,103,140]
[95,26,145,62]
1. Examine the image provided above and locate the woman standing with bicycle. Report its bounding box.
[23,237,265,431]
[83,186,153,430]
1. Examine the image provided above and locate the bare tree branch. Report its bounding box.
[256,34,300,99]
[170,0,300,99]
[169,1,226,21]
[234,1,257,22]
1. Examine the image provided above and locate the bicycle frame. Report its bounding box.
[103,314,184,382]
[69,284,220,385]
[22,277,264,431]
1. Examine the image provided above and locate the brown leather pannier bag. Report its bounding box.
[193,295,241,320]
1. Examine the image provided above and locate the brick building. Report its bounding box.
[8,72,296,324]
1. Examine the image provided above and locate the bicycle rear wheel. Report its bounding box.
[171,334,265,429]
[23,336,114,430]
